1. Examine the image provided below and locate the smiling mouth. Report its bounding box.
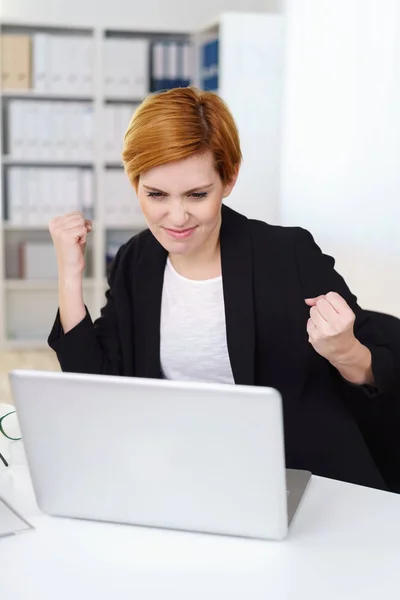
[164,226,196,233]
[163,225,198,239]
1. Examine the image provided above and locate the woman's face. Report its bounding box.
[136,152,237,256]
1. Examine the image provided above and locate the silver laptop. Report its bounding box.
[9,370,311,541]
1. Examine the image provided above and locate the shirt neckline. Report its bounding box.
[166,258,222,285]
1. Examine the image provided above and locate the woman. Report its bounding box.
[48,87,395,490]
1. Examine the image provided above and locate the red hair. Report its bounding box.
[122,87,242,188]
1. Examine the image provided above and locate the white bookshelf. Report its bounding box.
[0,13,283,349]
[0,22,192,349]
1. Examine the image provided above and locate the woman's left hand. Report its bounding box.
[305,292,358,364]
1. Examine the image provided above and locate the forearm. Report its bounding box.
[330,340,375,386]
[59,275,86,334]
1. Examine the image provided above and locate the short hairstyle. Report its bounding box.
[122,86,242,188]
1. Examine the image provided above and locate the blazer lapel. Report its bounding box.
[133,234,167,378]
[220,206,256,385]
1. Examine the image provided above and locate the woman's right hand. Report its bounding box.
[49,212,92,280]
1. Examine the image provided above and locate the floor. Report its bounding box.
[0,350,60,405]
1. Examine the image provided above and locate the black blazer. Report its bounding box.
[49,205,395,490]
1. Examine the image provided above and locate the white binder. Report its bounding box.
[81,169,94,218]
[166,42,179,88]
[9,100,25,159]
[7,167,24,225]
[33,33,49,93]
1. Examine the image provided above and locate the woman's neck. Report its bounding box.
[168,228,222,281]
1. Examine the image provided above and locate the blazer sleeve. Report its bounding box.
[48,245,126,375]
[294,228,396,395]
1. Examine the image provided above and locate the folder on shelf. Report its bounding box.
[8,101,25,159]
[151,42,165,92]
[38,168,54,223]
[25,101,40,160]
[81,104,95,161]
[165,42,179,89]
[7,168,24,225]
[26,169,41,225]
[1,34,31,90]
[81,169,94,219]
[104,40,116,98]
[104,105,116,161]
[48,35,63,95]
[128,39,150,99]
[33,33,49,93]
[182,42,192,87]
[201,38,219,91]
[79,37,94,96]
[64,36,80,94]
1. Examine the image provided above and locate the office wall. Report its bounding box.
[1,0,283,30]
[281,0,400,316]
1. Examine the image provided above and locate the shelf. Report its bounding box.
[3,223,50,231]
[5,278,95,291]
[1,89,93,101]
[105,162,124,168]
[3,221,98,231]
[2,156,94,167]
[104,97,143,104]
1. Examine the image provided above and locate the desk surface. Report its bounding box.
[1,466,400,600]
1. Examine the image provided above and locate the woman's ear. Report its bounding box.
[223,165,240,198]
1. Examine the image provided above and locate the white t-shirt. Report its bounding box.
[160,258,234,384]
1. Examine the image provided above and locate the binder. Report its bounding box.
[116,106,133,159]
[104,105,116,161]
[65,169,80,213]
[7,168,24,225]
[69,103,83,160]
[51,102,62,160]
[127,39,150,98]
[201,39,219,91]
[82,104,94,161]
[35,102,46,160]
[64,36,79,94]
[104,40,116,98]
[182,43,192,87]
[48,35,63,94]
[26,169,40,225]
[1,34,31,90]
[176,43,185,88]
[32,33,49,93]
[151,42,165,92]
[81,170,94,219]
[80,37,94,96]
[165,42,179,89]
[39,169,54,223]
[25,101,39,160]
[9,101,25,159]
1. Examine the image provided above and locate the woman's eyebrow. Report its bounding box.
[142,183,214,194]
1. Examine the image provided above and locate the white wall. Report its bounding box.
[1,0,282,31]
[281,0,400,316]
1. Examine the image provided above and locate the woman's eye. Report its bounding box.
[190,192,208,199]
[147,191,164,198]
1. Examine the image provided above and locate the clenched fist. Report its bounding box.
[49,211,92,280]
[305,292,357,364]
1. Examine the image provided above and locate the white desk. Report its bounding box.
[1,466,400,600]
